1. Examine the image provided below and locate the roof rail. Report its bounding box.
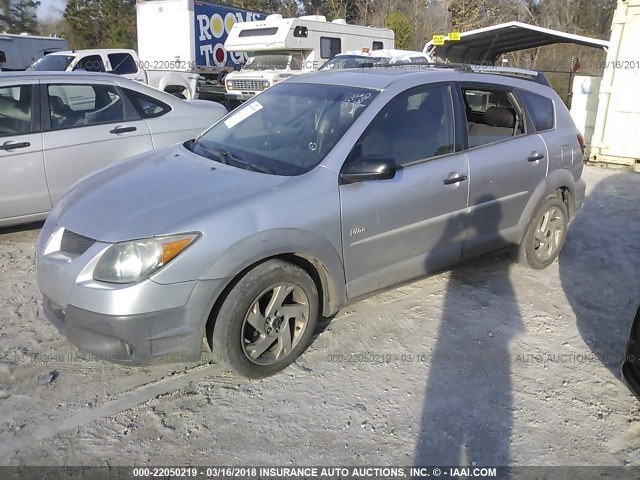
[366,62,474,72]
[467,65,551,86]
[353,62,550,85]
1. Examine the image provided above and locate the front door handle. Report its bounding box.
[110,126,137,134]
[0,141,31,151]
[443,174,468,185]
[528,151,545,162]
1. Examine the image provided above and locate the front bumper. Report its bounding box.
[36,220,227,365]
[43,297,196,364]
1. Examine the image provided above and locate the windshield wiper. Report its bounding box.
[216,148,275,174]
[187,140,229,165]
[194,142,274,174]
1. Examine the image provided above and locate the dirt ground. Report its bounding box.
[0,166,639,468]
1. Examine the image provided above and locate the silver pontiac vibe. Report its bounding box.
[36,67,586,378]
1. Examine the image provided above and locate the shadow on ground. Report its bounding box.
[559,173,640,377]
[415,196,521,469]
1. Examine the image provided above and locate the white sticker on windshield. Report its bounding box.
[224,101,263,129]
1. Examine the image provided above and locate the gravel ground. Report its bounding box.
[0,166,639,468]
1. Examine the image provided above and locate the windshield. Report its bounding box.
[319,55,391,70]
[187,82,379,176]
[28,55,74,71]
[243,51,304,71]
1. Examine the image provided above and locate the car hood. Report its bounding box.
[55,144,288,243]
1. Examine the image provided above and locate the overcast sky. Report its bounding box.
[38,0,66,20]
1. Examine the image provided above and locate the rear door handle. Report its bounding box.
[443,174,468,185]
[110,126,137,134]
[0,141,31,151]
[528,151,545,162]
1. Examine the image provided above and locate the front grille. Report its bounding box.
[60,229,95,256]
[231,80,264,91]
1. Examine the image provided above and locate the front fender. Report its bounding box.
[202,228,347,316]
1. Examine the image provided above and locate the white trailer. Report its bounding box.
[223,14,394,101]
[0,33,67,70]
[590,0,640,171]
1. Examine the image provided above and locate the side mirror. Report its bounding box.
[340,156,397,184]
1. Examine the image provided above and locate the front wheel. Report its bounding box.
[517,195,568,269]
[212,259,319,378]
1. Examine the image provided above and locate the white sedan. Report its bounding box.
[0,71,227,227]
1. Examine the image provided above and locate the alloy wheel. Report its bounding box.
[533,206,565,263]
[241,282,310,365]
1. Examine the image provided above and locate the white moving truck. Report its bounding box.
[0,33,67,71]
[590,0,640,171]
[136,0,265,100]
[223,14,394,102]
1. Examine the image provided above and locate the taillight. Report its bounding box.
[577,133,586,155]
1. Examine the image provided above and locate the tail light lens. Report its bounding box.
[577,133,586,155]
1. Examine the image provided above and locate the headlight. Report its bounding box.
[261,80,270,90]
[93,233,199,284]
[226,81,234,89]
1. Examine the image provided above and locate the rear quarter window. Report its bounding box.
[519,90,555,132]
[124,89,171,118]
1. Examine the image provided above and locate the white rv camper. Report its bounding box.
[0,33,67,71]
[223,14,394,101]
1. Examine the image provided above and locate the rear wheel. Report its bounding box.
[212,259,319,378]
[516,195,568,269]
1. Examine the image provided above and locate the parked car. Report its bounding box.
[28,49,147,83]
[36,66,586,378]
[319,48,431,70]
[622,305,640,400]
[0,71,227,227]
[28,48,206,101]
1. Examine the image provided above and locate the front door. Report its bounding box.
[339,84,469,299]
[0,81,51,223]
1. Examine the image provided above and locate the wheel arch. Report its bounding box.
[516,169,578,245]
[201,230,347,350]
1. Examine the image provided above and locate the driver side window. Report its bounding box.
[355,85,455,167]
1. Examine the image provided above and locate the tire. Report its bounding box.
[212,259,319,379]
[515,195,568,269]
[172,92,186,99]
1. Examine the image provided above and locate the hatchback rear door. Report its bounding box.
[41,79,153,206]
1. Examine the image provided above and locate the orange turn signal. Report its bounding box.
[161,238,194,264]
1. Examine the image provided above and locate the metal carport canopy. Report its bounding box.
[424,21,609,64]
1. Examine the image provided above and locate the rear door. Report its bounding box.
[340,84,469,299]
[41,80,153,206]
[0,81,51,223]
[458,83,547,257]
